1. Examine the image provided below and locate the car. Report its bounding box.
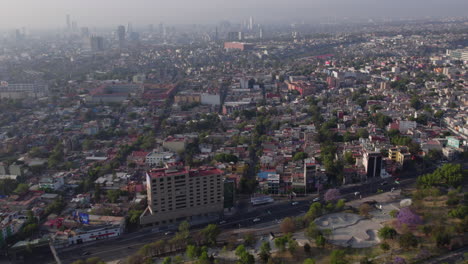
[380,181,388,186]
[291,201,299,206]
[82,252,91,256]
[354,192,360,196]
[312,197,321,202]
[219,220,227,225]
[164,231,173,236]
[253,217,261,223]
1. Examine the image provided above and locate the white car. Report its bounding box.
[291,201,299,206]
[219,220,227,225]
[253,218,261,223]
[312,197,321,202]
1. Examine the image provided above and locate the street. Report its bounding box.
[58,176,416,263]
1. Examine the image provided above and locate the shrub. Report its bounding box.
[380,242,390,251]
[378,226,397,240]
[399,233,418,248]
[448,205,468,219]
[389,209,399,218]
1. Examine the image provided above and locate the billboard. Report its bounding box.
[79,213,90,224]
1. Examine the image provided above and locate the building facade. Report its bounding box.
[140,166,224,226]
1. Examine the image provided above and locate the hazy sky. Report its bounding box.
[1,0,467,29]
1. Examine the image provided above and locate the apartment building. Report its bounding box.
[362,150,382,179]
[388,146,411,167]
[140,165,224,226]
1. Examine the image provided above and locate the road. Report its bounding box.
[58,175,416,264]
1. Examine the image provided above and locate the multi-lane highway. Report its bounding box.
[58,175,416,263]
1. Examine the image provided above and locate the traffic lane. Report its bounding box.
[62,179,416,263]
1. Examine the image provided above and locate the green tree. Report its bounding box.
[335,199,345,210]
[378,226,397,240]
[201,224,220,246]
[303,259,316,264]
[344,152,355,165]
[330,250,348,264]
[186,245,200,260]
[292,152,308,161]
[173,256,184,264]
[398,232,418,248]
[259,241,271,263]
[315,234,326,248]
[14,183,29,195]
[274,235,289,252]
[305,222,321,241]
[107,189,121,203]
[162,257,171,264]
[380,242,390,251]
[235,245,255,264]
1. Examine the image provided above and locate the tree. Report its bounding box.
[186,245,200,260]
[448,205,468,219]
[324,189,341,202]
[201,224,220,246]
[330,250,347,264]
[410,97,423,110]
[280,217,296,234]
[137,244,153,258]
[336,199,345,210]
[259,241,271,263]
[127,210,143,226]
[274,235,289,252]
[173,256,184,264]
[178,220,190,239]
[305,222,321,241]
[292,152,308,161]
[303,259,316,264]
[357,128,369,139]
[417,163,464,188]
[344,152,355,165]
[162,257,172,264]
[315,234,326,248]
[14,183,29,195]
[397,207,423,226]
[435,232,451,248]
[398,232,418,248]
[419,225,432,236]
[107,189,121,203]
[235,244,255,264]
[196,251,211,264]
[243,232,256,247]
[288,238,298,254]
[214,153,239,163]
[380,242,390,251]
[378,226,397,240]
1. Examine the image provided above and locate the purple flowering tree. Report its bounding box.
[397,207,423,226]
[393,256,406,264]
[324,189,341,202]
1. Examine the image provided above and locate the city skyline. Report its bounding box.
[1,0,468,29]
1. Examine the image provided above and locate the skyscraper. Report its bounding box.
[127,22,133,34]
[249,16,254,30]
[117,25,126,48]
[90,36,105,52]
[66,14,71,30]
[259,27,263,39]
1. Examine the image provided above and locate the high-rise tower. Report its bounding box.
[117,25,126,48]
